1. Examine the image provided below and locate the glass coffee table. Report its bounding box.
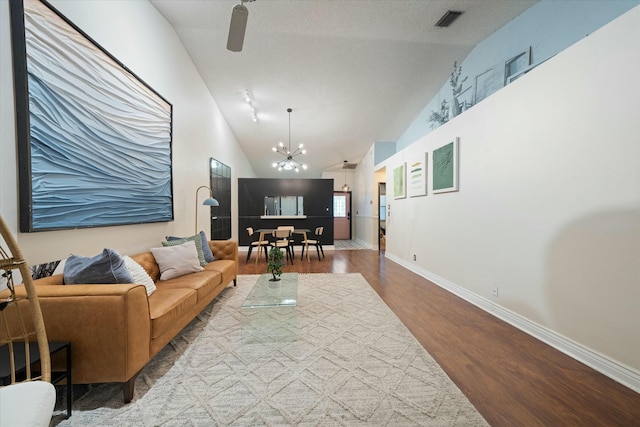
[241,273,298,308]
[240,273,299,343]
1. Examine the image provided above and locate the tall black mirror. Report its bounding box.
[209,158,231,239]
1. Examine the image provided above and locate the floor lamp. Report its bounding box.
[195,185,219,234]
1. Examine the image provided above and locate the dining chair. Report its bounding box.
[0,214,56,426]
[272,228,294,265]
[245,227,269,263]
[276,225,296,257]
[301,226,324,261]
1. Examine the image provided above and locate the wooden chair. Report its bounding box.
[276,225,296,257]
[245,227,269,263]
[0,214,56,426]
[272,228,294,265]
[301,226,325,261]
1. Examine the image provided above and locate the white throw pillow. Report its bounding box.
[150,240,204,281]
[123,256,157,296]
[53,258,66,276]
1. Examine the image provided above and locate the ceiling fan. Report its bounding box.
[227,0,255,52]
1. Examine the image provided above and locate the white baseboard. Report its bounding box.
[385,253,640,393]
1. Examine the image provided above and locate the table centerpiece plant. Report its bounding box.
[267,246,284,281]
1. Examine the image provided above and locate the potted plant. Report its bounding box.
[267,246,284,281]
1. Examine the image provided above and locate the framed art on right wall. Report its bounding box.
[393,163,406,199]
[432,138,459,193]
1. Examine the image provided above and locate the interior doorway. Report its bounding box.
[333,191,351,240]
[378,182,386,251]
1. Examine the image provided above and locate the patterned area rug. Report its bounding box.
[54,274,487,426]
[334,240,369,250]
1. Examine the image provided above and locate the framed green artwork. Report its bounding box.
[432,138,459,193]
[393,163,406,199]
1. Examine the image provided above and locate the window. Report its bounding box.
[334,195,346,217]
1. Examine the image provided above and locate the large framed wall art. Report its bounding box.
[432,138,459,194]
[10,0,174,232]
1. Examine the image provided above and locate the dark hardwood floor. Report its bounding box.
[239,248,640,426]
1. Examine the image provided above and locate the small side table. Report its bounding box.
[0,341,72,418]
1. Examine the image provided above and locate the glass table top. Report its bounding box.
[241,273,298,308]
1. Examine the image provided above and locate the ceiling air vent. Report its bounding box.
[435,10,463,28]
[342,163,357,170]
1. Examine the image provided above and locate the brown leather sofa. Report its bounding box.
[23,240,238,403]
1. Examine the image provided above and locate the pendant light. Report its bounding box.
[272,108,307,172]
[342,160,350,191]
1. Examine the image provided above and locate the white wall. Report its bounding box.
[354,144,380,248]
[0,0,255,264]
[382,7,640,390]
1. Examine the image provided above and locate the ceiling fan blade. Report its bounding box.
[227,4,248,52]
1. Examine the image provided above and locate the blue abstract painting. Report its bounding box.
[12,0,173,231]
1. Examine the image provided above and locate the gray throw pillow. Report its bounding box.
[64,248,134,285]
[151,240,204,281]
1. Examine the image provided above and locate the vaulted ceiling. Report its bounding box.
[151,0,536,177]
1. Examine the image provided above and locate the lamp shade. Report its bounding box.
[195,185,218,233]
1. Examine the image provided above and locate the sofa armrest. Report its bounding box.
[208,240,238,284]
[25,282,151,385]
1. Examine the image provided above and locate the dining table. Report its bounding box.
[254,228,311,264]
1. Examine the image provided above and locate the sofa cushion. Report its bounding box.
[155,270,221,304]
[203,259,235,276]
[123,256,157,296]
[167,231,215,263]
[150,241,204,281]
[148,288,198,339]
[63,248,134,285]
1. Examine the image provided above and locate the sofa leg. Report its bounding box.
[123,372,140,403]
[233,278,237,287]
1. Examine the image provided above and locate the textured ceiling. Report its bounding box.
[151,0,536,177]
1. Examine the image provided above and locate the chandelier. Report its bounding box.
[272,108,307,172]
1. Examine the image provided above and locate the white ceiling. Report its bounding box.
[150,0,536,177]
